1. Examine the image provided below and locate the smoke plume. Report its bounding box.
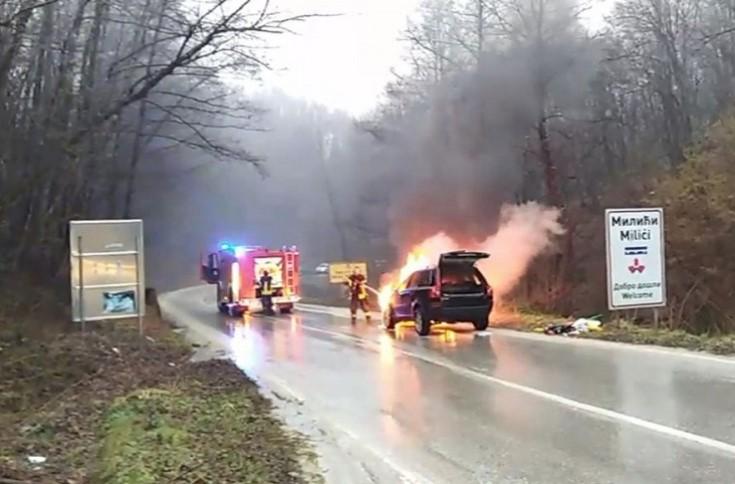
[409,203,564,301]
[386,52,538,250]
[381,47,575,302]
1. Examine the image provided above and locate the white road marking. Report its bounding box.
[162,293,735,457]
[492,327,735,366]
[297,304,735,366]
[297,322,735,457]
[159,295,434,484]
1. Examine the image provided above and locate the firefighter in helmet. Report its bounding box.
[346,268,370,323]
[259,270,275,315]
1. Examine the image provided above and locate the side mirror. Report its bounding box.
[201,264,219,284]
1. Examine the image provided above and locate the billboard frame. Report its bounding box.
[328,261,368,284]
[69,219,145,334]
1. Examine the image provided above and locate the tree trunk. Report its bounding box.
[537,116,561,207]
[123,100,148,218]
[122,0,166,218]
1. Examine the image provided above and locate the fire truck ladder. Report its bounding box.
[284,251,296,296]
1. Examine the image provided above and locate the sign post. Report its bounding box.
[605,208,666,311]
[70,220,145,331]
[78,235,85,333]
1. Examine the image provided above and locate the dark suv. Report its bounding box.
[383,251,493,336]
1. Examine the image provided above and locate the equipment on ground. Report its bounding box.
[201,244,300,317]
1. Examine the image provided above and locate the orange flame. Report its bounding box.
[378,250,432,312]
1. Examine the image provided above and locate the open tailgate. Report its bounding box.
[439,251,489,265]
[438,251,490,298]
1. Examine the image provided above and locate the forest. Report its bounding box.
[2,0,735,333]
[353,0,735,334]
[0,0,309,272]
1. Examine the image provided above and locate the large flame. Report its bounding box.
[377,203,565,314]
[378,250,432,312]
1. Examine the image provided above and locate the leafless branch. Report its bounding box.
[0,0,59,28]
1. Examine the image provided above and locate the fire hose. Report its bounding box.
[344,283,382,299]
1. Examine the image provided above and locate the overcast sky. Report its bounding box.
[249,0,614,116]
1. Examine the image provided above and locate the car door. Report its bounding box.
[394,271,418,319]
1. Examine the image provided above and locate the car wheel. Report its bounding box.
[384,307,397,330]
[414,305,431,336]
[473,316,489,331]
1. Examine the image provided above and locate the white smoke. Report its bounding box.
[410,202,565,301]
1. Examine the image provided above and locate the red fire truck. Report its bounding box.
[201,244,301,316]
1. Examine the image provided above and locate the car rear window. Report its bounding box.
[408,270,433,287]
[440,263,486,292]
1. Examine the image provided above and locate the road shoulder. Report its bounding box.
[1,296,314,484]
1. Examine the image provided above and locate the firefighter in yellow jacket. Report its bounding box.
[346,268,370,323]
[258,270,275,315]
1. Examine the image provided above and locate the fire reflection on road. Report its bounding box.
[379,332,395,366]
[485,334,534,431]
[434,325,458,347]
[228,316,268,375]
[388,322,466,345]
[287,315,304,362]
[378,353,428,446]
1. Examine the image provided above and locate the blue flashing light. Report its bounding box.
[219,243,255,257]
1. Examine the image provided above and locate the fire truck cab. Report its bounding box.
[201,244,301,316]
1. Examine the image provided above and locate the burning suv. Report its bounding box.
[383,251,493,336]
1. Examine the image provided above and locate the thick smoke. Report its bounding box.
[377,30,599,299]
[387,52,539,249]
[411,203,565,301]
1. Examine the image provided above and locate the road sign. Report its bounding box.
[328,262,368,284]
[70,220,145,333]
[605,208,666,310]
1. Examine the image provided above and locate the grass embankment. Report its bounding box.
[96,361,311,484]
[0,278,315,484]
[500,309,735,355]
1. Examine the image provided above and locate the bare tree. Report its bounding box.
[0,0,317,272]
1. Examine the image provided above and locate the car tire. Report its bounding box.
[279,305,293,314]
[473,316,489,331]
[384,307,397,330]
[414,305,431,336]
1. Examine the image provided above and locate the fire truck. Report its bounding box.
[201,243,301,316]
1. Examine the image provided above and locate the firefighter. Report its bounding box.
[346,268,370,323]
[259,270,275,315]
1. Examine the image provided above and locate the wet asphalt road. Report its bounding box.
[161,286,735,484]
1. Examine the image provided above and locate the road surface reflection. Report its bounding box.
[164,286,735,484]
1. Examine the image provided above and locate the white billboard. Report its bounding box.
[605,208,666,310]
[69,220,145,329]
